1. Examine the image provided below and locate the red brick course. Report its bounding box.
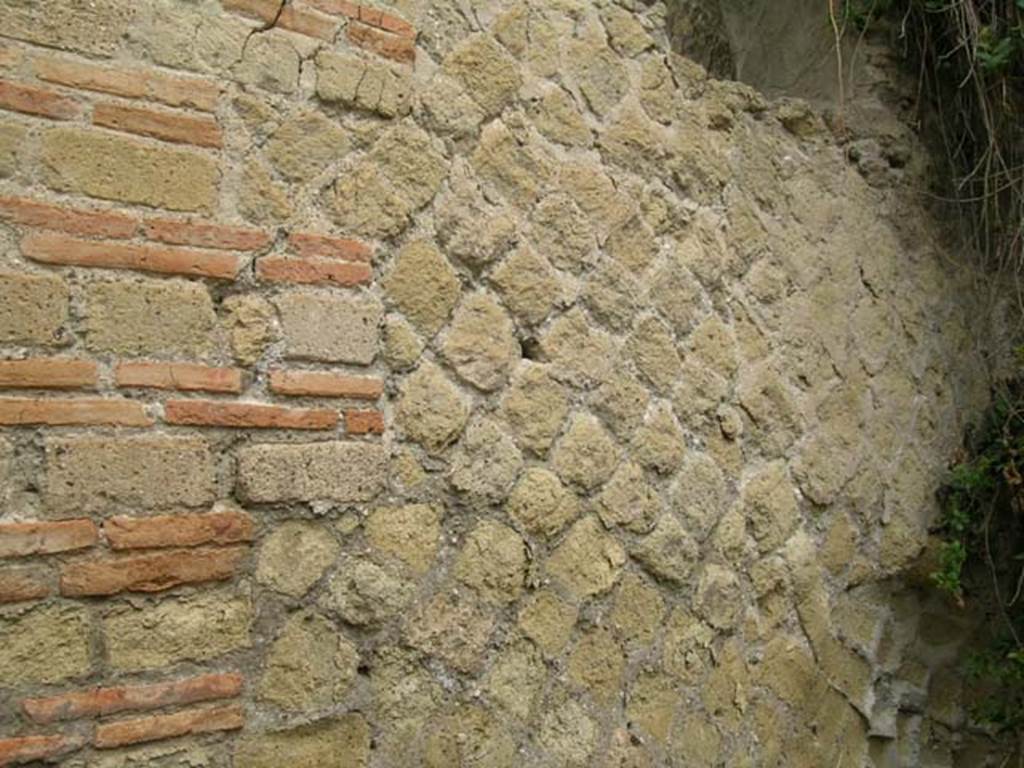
[0,195,139,239]
[0,520,99,559]
[0,734,81,765]
[23,672,244,725]
[143,218,272,251]
[222,0,338,40]
[115,362,245,394]
[105,510,255,551]
[0,565,51,604]
[269,370,383,400]
[93,103,223,148]
[34,56,221,112]
[0,79,81,120]
[0,359,98,390]
[21,232,243,280]
[257,256,372,287]
[93,703,245,749]
[288,231,372,262]
[347,22,416,63]
[164,400,339,429]
[0,398,152,427]
[346,409,385,435]
[59,547,247,597]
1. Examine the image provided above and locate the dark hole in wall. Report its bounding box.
[665,0,860,106]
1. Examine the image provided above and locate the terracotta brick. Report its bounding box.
[0,398,153,427]
[105,510,255,551]
[34,56,220,112]
[0,519,99,559]
[0,45,22,69]
[0,565,51,604]
[257,256,372,287]
[305,0,416,37]
[23,672,244,725]
[93,703,244,749]
[115,363,244,394]
[60,546,247,597]
[0,195,139,239]
[143,218,272,251]
[21,232,242,280]
[269,370,383,400]
[164,400,338,430]
[0,359,98,390]
[347,22,415,63]
[355,5,416,38]
[0,734,80,765]
[0,78,81,120]
[346,409,385,435]
[93,103,223,148]
[288,232,373,262]
[223,0,338,40]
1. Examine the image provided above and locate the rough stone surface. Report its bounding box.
[383,241,461,336]
[0,271,69,346]
[366,504,442,575]
[234,715,371,768]
[42,128,218,212]
[507,467,580,539]
[104,592,251,671]
[259,611,359,711]
[85,279,218,358]
[553,414,619,492]
[0,604,91,684]
[256,522,340,598]
[46,436,215,514]
[547,516,626,598]
[276,291,382,364]
[450,418,523,506]
[395,362,470,454]
[441,292,519,391]
[454,520,526,604]
[500,364,570,456]
[237,442,387,503]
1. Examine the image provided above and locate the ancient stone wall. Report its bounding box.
[0,0,1005,765]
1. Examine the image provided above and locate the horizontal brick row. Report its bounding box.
[164,400,339,430]
[21,232,243,280]
[34,55,221,112]
[346,21,416,63]
[0,565,51,604]
[306,0,416,38]
[60,546,247,597]
[0,195,273,249]
[0,734,80,765]
[92,102,223,148]
[288,231,372,262]
[0,702,243,761]
[0,396,382,431]
[0,80,222,149]
[0,360,386,403]
[95,703,244,749]
[269,370,383,399]
[256,255,372,287]
[222,0,339,41]
[105,509,255,551]
[0,359,97,389]
[0,520,99,559]
[0,398,152,427]
[23,672,243,724]
[0,78,81,120]
[346,409,385,435]
[0,511,254,560]
[115,362,244,394]
[0,512,254,602]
